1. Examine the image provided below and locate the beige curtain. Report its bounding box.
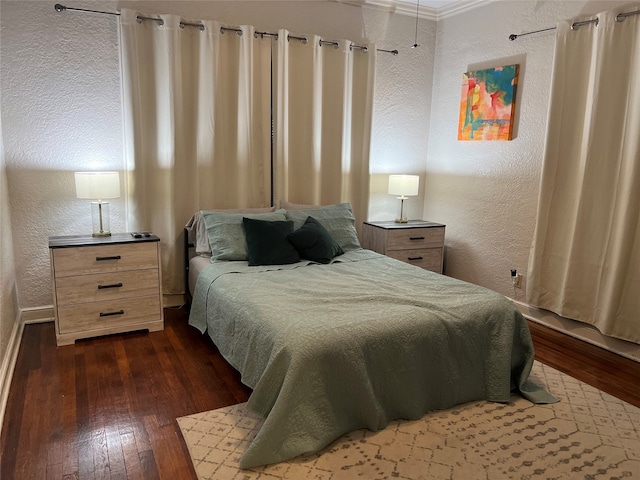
[527,8,640,344]
[273,32,375,235]
[119,9,271,294]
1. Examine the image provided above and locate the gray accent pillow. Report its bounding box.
[204,209,287,261]
[285,203,361,252]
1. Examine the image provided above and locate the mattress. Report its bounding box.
[189,255,212,296]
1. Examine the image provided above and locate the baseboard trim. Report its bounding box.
[0,314,24,434]
[0,306,55,433]
[20,305,54,324]
[163,294,185,308]
[514,300,640,364]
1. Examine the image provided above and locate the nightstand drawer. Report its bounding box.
[386,248,443,272]
[387,227,445,250]
[54,269,160,306]
[57,296,162,334]
[52,242,158,277]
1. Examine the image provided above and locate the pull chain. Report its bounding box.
[411,0,420,48]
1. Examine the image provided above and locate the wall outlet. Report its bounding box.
[513,273,522,288]
[510,269,522,288]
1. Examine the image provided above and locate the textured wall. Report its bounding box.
[364,9,435,223]
[1,1,126,310]
[0,109,18,365]
[1,1,433,308]
[425,0,629,298]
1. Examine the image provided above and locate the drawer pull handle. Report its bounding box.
[408,256,424,261]
[97,283,123,290]
[409,236,425,241]
[96,255,121,261]
[99,310,125,317]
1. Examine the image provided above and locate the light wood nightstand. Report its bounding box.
[49,233,164,346]
[362,220,446,273]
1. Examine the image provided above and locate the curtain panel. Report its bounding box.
[273,32,375,237]
[119,9,271,294]
[527,8,640,344]
[120,11,376,296]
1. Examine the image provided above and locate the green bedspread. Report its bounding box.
[189,249,557,469]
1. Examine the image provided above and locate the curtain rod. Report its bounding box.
[54,3,399,55]
[509,8,640,41]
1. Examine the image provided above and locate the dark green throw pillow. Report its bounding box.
[242,217,300,266]
[287,216,344,264]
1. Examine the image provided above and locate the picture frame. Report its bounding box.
[458,64,519,141]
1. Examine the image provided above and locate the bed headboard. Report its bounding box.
[184,227,195,305]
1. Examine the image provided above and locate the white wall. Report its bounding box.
[364,8,435,223]
[1,0,434,307]
[2,0,126,310]
[0,97,19,419]
[425,0,630,299]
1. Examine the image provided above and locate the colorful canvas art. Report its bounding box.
[458,64,519,141]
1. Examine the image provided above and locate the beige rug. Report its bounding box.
[177,362,640,479]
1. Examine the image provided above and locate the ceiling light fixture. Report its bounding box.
[411,0,420,48]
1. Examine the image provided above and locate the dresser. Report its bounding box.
[362,220,446,273]
[49,233,164,346]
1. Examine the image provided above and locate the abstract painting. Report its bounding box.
[458,64,519,141]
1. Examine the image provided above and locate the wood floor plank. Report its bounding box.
[526,319,640,408]
[120,431,143,480]
[23,369,48,479]
[137,449,160,480]
[2,307,638,479]
[59,348,78,459]
[106,426,128,480]
[46,462,63,480]
[77,439,96,480]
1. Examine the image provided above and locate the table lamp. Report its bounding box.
[388,174,419,223]
[74,171,121,237]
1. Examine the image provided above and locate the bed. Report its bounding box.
[185,203,556,469]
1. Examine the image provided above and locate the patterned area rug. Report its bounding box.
[177,362,640,479]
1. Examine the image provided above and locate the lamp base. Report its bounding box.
[90,201,112,237]
[394,197,408,224]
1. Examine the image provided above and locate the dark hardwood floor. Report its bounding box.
[0,307,251,480]
[1,307,638,479]
[526,320,640,408]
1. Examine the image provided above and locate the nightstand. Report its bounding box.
[362,220,446,273]
[49,233,164,346]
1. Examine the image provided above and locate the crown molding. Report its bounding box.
[435,0,493,19]
[336,0,492,20]
[336,0,437,20]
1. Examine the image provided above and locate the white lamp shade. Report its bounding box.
[74,172,120,200]
[388,175,419,197]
